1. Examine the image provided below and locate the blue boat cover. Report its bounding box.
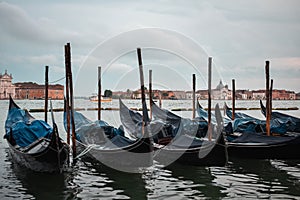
[5,108,53,147]
[119,99,208,139]
[63,110,125,143]
[225,104,287,134]
[260,100,300,133]
[196,101,233,134]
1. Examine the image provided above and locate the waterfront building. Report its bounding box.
[0,70,15,99]
[211,80,231,100]
[272,89,296,100]
[236,90,252,100]
[252,90,266,100]
[186,91,200,99]
[112,90,133,99]
[15,82,64,100]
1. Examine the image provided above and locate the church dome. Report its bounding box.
[216,80,225,90]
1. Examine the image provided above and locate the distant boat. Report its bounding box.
[89,95,112,102]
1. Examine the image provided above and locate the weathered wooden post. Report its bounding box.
[159,91,162,108]
[232,79,235,120]
[270,79,273,118]
[65,42,76,156]
[149,69,153,120]
[98,66,101,121]
[192,74,196,119]
[208,57,212,141]
[44,65,49,123]
[64,45,70,146]
[137,48,150,134]
[265,61,271,136]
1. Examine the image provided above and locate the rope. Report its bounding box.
[73,144,98,160]
[49,76,65,84]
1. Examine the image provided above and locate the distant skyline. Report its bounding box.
[1,1,300,96]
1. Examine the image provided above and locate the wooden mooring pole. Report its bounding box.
[159,91,162,108]
[65,43,76,156]
[265,61,271,136]
[64,45,70,146]
[44,66,49,123]
[149,69,153,120]
[208,57,212,141]
[98,66,102,121]
[192,74,196,119]
[232,79,235,120]
[137,48,150,134]
[270,79,273,119]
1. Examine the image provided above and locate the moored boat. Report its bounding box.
[260,100,300,133]
[63,107,153,170]
[224,103,287,134]
[226,132,300,159]
[4,97,70,173]
[119,99,228,167]
[223,102,300,159]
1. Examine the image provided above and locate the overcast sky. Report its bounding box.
[0,0,299,96]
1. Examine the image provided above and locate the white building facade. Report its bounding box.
[0,70,15,99]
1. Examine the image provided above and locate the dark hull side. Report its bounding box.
[154,134,228,167]
[76,137,153,169]
[227,136,300,159]
[6,136,69,173]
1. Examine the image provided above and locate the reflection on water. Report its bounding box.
[1,149,77,199]
[212,158,300,199]
[75,158,148,199]
[152,163,227,199]
[0,99,300,199]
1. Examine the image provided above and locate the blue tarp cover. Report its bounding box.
[63,110,125,143]
[5,108,53,147]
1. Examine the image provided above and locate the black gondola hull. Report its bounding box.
[6,137,69,173]
[76,136,153,169]
[9,141,69,173]
[154,134,227,166]
[5,97,70,173]
[227,136,300,159]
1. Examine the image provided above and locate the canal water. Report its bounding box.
[0,99,299,199]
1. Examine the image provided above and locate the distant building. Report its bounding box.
[0,70,15,99]
[272,89,296,100]
[111,79,297,101]
[197,90,208,100]
[252,90,265,100]
[15,82,64,100]
[296,93,300,100]
[131,89,149,99]
[236,90,252,100]
[173,90,186,100]
[112,90,133,99]
[212,80,231,100]
[157,90,176,100]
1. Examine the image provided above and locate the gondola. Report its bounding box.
[63,106,153,170]
[222,102,300,159]
[224,103,286,134]
[260,100,300,133]
[119,99,227,167]
[196,101,233,134]
[4,97,70,173]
